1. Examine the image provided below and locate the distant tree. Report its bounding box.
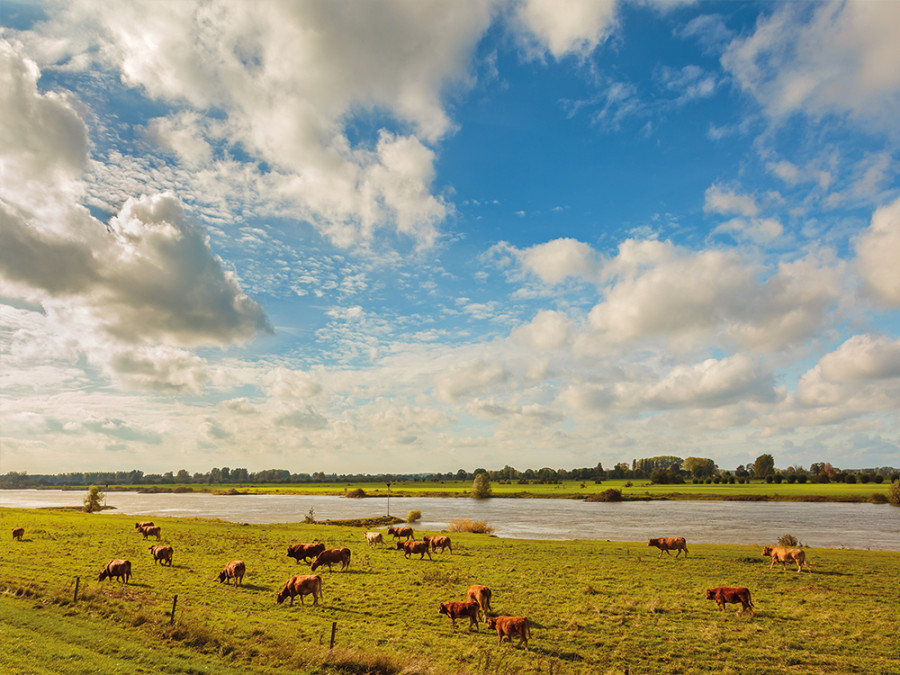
[754,454,775,478]
[83,485,104,513]
[684,457,717,478]
[472,473,492,499]
[889,480,900,507]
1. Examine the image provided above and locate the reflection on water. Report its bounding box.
[2,489,898,550]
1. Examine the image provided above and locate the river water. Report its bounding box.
[2,489,898,550]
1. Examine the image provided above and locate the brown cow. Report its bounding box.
[149,545,174,566]
[364,531,383,547]
[762,545,812,572]
[311,548,351,572]
[287,542,325,564]
[12,527,24,541]
[396,539,432,560]
[466,585,493,621]
[139,525,161,541]
[487,616,531,649]
[438,601,480,631]
[425,535,452,554]
[706,586,754,615]
[135,521,154,530]
[648,536,688,558]
[276,574,323,606]
[218,560,245,587]
[98,559,131,583]
[388,525,414,540]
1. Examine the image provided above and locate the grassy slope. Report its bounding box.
[1,507,898,674]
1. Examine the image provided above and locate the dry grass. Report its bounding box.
[447,519,494,534]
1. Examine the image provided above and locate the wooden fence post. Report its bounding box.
[73,576,80,603]
[170,594,178,624]
[329,621,337,649]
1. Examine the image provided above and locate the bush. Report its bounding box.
[585,489,622,502]
[889,480,900,507]
[472,474,492,499]
[778,533,803,547]
[447,519,494,534]
[844,474,857,484]
[406,509,421,523]
[869,493,888,504]
[345,488,367,498]
[83,485,104,513]
[874,475,884,484]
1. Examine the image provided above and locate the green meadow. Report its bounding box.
[2,507,898,674]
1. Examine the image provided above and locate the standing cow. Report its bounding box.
[218,560,246,587]
[311,548,351,572]
[762,545,812,573]
[98,559,132,583]
[139,525,161,541]
[149,545,174,566]
[364,532,383,547]
[706,586,754,615]
[487,616,532,649]
[276,575,323,606]
[648,537,688,558]
[388,525,414,541]
[12,527,24,541]
[466,585,493,622]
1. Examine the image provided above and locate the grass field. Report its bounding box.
[2,507,898,674]
[69,478,893,502]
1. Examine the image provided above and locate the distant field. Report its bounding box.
[78,478,894,502]
[2,507,898,674]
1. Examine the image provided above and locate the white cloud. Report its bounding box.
[511,310,573,350]
[519,238,596,283]
[513,0,617,59]
[436,359,509,401]
[713,217,783,244]
[704,183,758,217]
[855,194,900,307]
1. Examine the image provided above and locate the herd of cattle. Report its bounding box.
[10,523,814,647]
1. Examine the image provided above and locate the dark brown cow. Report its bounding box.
[98,559,131,583]
[762,545,812,572]
[487,616,531,649]
[466,584,493,621]
[149,545,174,566]
[424,535,452,554]
[388,525,414,540]
[287,542,326,564]
[140,525,161,541]
[276,574,323,605]
[396,539,432,560]
[218,560,245,587]
[706,586,754,615]
[438,601,480,631]
[12,527,24,541]
[311,548,351,572]
[135,521,154,530]
[648,536,688,558]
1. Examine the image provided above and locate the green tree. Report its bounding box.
[753,453,775,478]
[889,480,900,507]
[472,473,492,499]
[684,457,717,478]
[83,485,104,513]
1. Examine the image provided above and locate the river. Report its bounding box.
[2,489,898,550]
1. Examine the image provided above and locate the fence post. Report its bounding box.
[73,576,80,603]
[170,594,178,624]
[329,621,337,649]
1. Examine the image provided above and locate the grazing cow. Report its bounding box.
[388,525,414,540]
[135,521,154,530]
[140,525,161,541]
[487,616,531,649]
[438,601,480,631]
[364,531,383,547]
[287,542,326,564]
[218,560,245,587]
[12,527,24,541]
[98,559,131,583]
[149,545,174,566]
[276,574,323,606]
[396,539,432,560]
[706,586,754,615]
[425,535,452,554]
[311,548,351,572]
[762,545,812,573]
[466,585,493,621]
[648,537,688,558]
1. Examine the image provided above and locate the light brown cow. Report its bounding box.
[98,559,131,583]
[364,531,383,547]
[648,536,688,558]
[438,601,480,631]
[706,586,754,615]
[388,525,414,540]
[466,584,493,621]
[276,574,323,605]
[487,616,531,649]
[287,542,325,564]
[762,545,812,573]
[218,560,245,587]
[149,545,174,566]
[12,527,24,541]
[396,539,432,560]
[139,525,161,541]
[311,548,351,572]
[135,521,154,530]
[425,535,452,554]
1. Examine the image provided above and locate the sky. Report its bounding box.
[1,0,898,476]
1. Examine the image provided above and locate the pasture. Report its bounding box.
[2,507,898,674]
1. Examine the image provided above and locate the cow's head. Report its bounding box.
[648,538,658,546]
[705,589,715,599]
[396,541,405,550]
[438,603,449,616]
[486,617,498,630]
[762,546,773,556]
[217,570,227,583]
[98,570,108,582]
[276,589,287,604]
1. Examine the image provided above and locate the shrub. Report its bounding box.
[585,488,622,502]
[844,474,857,484]
[869,493,888,504]
[889,480,900,507]
[83,486,104,513]
[304,507,316,524]
[406,509,421,523]
[447,519,494,534]
[345,488,367,498]
[472,474,492,499]
[778,533,803,547]
[874,475,884,484]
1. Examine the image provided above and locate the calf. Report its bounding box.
[149,545,174,566]
[140,525,161,541]
[762,545,812,573]
[12,527,24,541]
[311,548,351,572]
[287,542,326,564]
[276,574,323,606]
[98,559,131,583]
[387,525,414,540]
[438,601,480,631]
[706,586,754,615]
[487,616,531,649]
[364,531,383,547]
[396,539,432,560]
[425,535,452,554]
[648,536,688,558]
[218,560,245,587]
[466,585,493,621]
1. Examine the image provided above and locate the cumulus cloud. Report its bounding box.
[511,310,573,350]
[704,183,758,217]
[855,195,900,306]
[436,359,509,401]
[519,238,597,284]
[513,0,617,59]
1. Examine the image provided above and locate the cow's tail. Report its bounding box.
[526,618,532,639]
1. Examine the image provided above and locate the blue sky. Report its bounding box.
[1,0,898,476]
